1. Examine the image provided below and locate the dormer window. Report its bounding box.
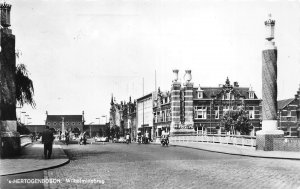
[249,86,255,99]
[198,91,203,99]
[197,85,204,99]
[249,92,254,99]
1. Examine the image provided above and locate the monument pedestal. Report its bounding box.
[256,120,284,151]
[0,121,21,158]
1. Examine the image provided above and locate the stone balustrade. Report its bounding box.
[170,134,257,147]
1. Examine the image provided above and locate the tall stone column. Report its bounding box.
[256,14,283,151]
[0,3,20,158]
[170,70,181,135]
[183,70,194,126]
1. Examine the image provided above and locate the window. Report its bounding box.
[154,112,157,123]
[194,106,207,119]
[226,93,230,100]
[53,122,57,126]
[249,106,255,119]
[47,122,51,126]
[66,122,69,125]
[78,122,81,125]
[214,106,219,119]
[162,111,165,122]
[166,109,171,121]
[287,111,292,117]
[198,91,203,99]
[223,105,232,112]
[249,92,254,99]
[72,122,75,125]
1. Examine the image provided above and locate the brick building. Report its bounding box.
[153,88,171,139]
[111,70,262,138]
[192,77,261,135]
[277,86,300,137]
[153,70,261,137]
[45,111,85,135]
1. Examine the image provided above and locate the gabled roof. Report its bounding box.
[277,98,295,110]
[46,115,83,122]
[196,87,254,99]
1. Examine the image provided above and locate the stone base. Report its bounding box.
[0,121,21,158]
[0,120,17,132]
[256,130,284,151]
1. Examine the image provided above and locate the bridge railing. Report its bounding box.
[170,134,256,147]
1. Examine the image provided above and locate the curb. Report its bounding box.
[1,159,70,176]
[151,142,300,161]
[1,144,70,176]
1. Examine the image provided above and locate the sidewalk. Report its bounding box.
[168,141,300,160]
[0,142,69,176]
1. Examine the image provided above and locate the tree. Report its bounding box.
[17,122,31,135]
[15,64,35,108]
[110,125,120,138]
[221,106,251,135]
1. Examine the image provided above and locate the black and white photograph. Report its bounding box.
[1,0,300,188]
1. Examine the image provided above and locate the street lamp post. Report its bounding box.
[19,111,26,124]
[96,118,100,124]
[25,115,29,125]
[27,117,32,125]
[101,115,107,124]
[89,122,94,138]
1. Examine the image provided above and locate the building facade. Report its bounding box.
[111,70,263,138]
[109,95,137,138]
[277,86,300,137]
[153,88,171,139]
[192,78,261,135]
[136,93,154,139]
[45,111,85,135]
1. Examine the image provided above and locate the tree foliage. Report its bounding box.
[17,121,31,135]
[221,106,251,135]
[15,64,35,108]
[110,125,120,138]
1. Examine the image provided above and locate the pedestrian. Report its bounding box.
[42,126,55,159]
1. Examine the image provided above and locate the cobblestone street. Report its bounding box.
[44,143,300,189]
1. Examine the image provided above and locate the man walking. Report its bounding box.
[42,126,55,159]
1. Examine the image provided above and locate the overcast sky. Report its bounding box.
[11,0,300,125]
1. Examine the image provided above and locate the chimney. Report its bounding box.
[184,70,192,82]
[234,82,239,87]
[172,69,179,82]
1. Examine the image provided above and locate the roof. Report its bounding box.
[46,115,83,122]
[277,98,295,110]
[196,87,253,99]
[136,92,153,101]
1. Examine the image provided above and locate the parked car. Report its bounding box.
[100,137,109,142]
[117,137,126,143]
[95,136,109,142]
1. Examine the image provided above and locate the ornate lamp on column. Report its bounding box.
[0,3,21,157]
[256,14,284,151]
